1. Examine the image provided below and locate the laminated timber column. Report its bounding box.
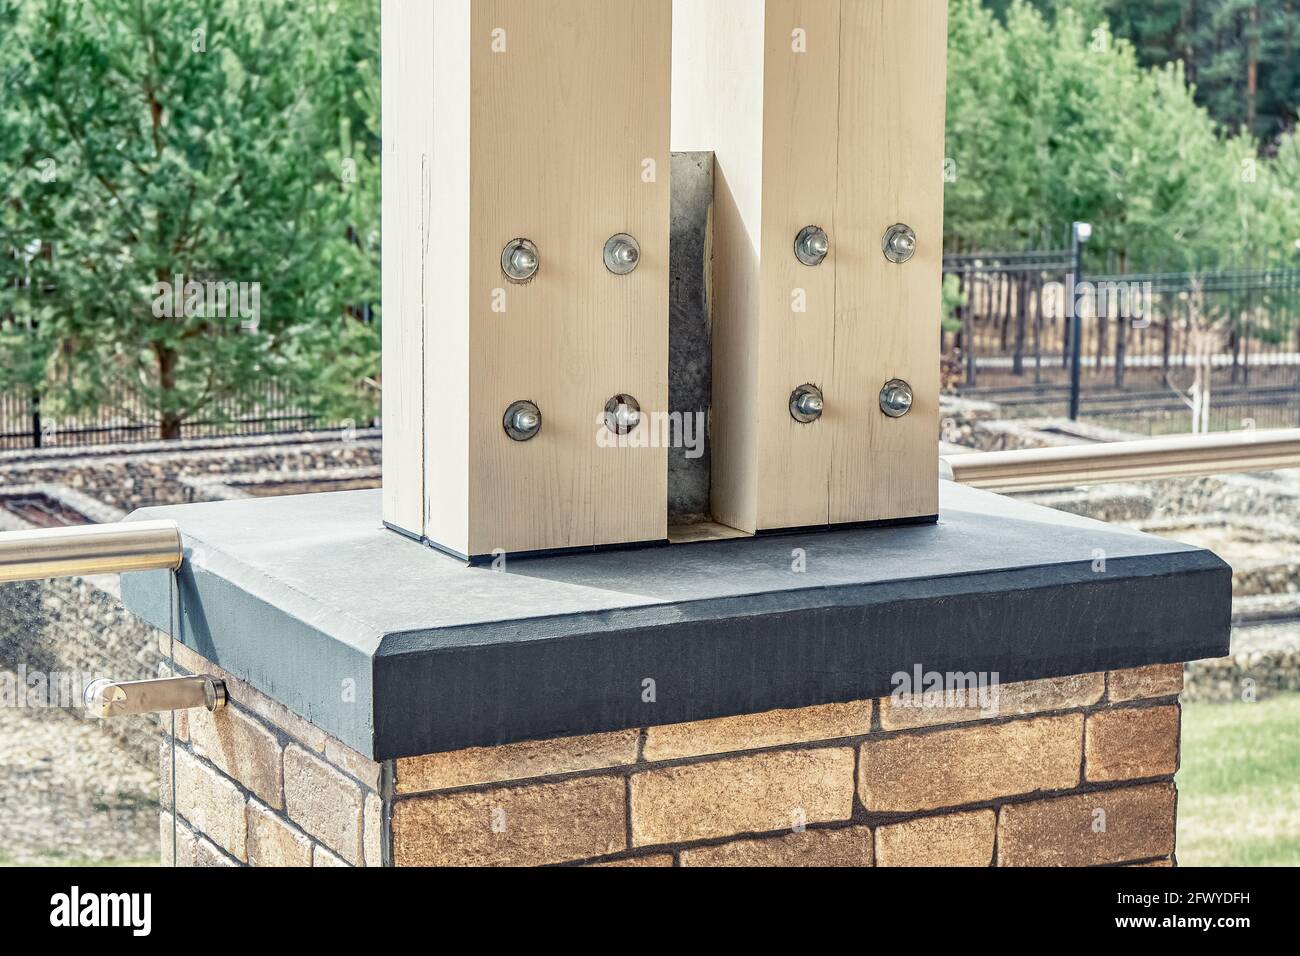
[672,0,947,533]
[382,0,672,561]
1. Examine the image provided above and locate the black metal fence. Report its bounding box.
[945,251,1300,435]
[8,252,1300,449]
[0,382,332,451]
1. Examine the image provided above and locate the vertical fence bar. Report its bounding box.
[1069,229,1085,421]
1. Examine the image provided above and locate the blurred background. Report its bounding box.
[0,0,1297,865]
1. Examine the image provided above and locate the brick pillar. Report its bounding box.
[160,638,383,867]
[160,637,1182,867]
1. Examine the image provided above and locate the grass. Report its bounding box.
[1178,692,1300,866]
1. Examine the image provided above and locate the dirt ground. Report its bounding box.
[0,702,157,866]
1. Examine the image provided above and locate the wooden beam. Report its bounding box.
[382,0,672,560]
[829,0,947,524]
[673,0,947,532]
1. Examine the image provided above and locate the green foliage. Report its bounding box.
[941,274,967,334]
[946,0,1300,271]
[983,1,1300,144]
[1108,0,1300,145]
[0,0,380,437]
[4,0,1297,435]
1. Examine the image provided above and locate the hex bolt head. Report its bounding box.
[603,234,641,276]
[504,400,542,441]
[879,379,914,418]
[603,394,642,435]
[501,238,540,283]
[882,224,917,264]
[789,384,825,424]
[795,225,831,267]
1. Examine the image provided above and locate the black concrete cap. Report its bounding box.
[120,485,1231,760]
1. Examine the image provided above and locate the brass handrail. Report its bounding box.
[0,520,183,584]
[943,428,1300,493]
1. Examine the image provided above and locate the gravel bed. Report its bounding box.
[0,703,158,866]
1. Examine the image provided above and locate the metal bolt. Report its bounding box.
[882,224,917,264]
[504,400,542,441]
[603,394,642,435]
[603,234,641,276]
[501,238,540,283]
[789,384,825,424]
[879,379,914,418]
[794,226,831,267]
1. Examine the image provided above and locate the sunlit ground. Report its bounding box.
[1178,693,1300,866]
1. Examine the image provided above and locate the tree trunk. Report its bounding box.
[154,342,182,440]
[1246,5,1260,135]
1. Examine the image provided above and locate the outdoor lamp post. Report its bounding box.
[1069,220,1092,421]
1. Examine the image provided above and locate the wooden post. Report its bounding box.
[673,0,948,533]
[382,0,672,560]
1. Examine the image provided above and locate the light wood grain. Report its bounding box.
[673,0,767,533]
[755,0,841,531]
[463,0,671,558]
[673,0,946,532]
[385,0,672,558]
[380,0,433,537]
[422,0,472,552]
[828,0,947,523]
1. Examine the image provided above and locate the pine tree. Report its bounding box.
[946,0,1299,268]
[1055,0,1299,143]
[0,0,380,439]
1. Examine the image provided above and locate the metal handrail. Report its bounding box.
[2,429,1299,585]
[0,520,183,584]
[943,428,1300,493]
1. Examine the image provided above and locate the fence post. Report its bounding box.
[1114,313,1126,388]
[1012,274,1027,377]
[1069,222,1091,421]
[31,390,41,449]
[964,269,977,388]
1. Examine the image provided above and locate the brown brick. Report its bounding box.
[392,775,626,867]
[159,812,173,866]
[859,715,1082,812]
[159,739,174,811]
[246,800,312,867]
[193,836,240,867]
[875,810,995,867]
[188,703,284,809]
[312,845,350,867]
[284,745,364,864]
[325,738,383,791]
[363,792,384,868]
[239,692,329,754]
[880,672,1103,730]
[174,748,247,861]
[680,826,873,867]
[587,854,675,867]
[1109,664,1184,703]
[396,730,639,794]
[997,782,1177,866]
[162,636,328,751]
[160,812,198,867]
[644,702,871,762]
[631,748,855,847]
[1086,705,1180,783]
